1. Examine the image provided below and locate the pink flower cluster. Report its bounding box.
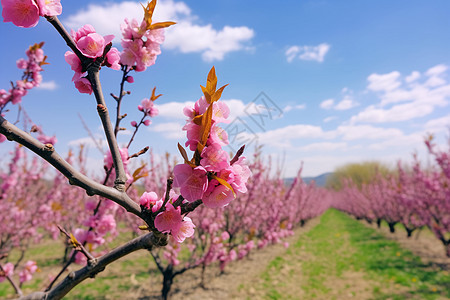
[139,191,195,243]
[173,97,251,208]
[0,262,14,282]
[1,0,62,28]
[0,260,38,283]
[18,260,37,283]
[120,18,165,72]
[65,25,120,94]
[0,43,47,111]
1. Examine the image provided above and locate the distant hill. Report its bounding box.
[284,172,333,188]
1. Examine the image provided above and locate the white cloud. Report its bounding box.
[425,64,448,77]
[367,71,401,92]
[285,43,330,63]
[334,97,358,110]
[335,124,404,141]
[37,80,58,90]
[257,124,328,148]
[350,65,450,124]
[424,114,450,132]
[298,142,347,152]
[323,116,337,123]
[165,23,254,62]
[321,96,358,111]
[367,132,423,150]
[320,98,334,109]
[405,71,420,83]
[148,122,185,139]
[64,0,254,62]
[283,104,306,112]
[157,101,195,119]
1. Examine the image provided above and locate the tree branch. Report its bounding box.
[0,116,141,217]
[20,232,166,300]
[46,14,127,192]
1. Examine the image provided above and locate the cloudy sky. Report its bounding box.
[1,0,449,177]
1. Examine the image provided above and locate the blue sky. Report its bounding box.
[1,0,450,177]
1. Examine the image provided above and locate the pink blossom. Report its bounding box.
[154,203,183,233]
[126,76,134,83]
[0,262,14,282]
[105,47,121,70]
[64,51,82,77]
[96,214,116,235]
[149,106,158,117]
[200,143,230,172]
[119,18,166,71]
[0,134,6,143]
[209,125,229,146]
[212,101,230,124]
[143,119,151,126]
[16,58,28,69]
[139,98,156,116]
[74,251,87,265]
[203,184,235,208]
[1,0,40,28]
[173,164,208,202]
[104,147,129,169]
[19,260,37,283]
[172,216,195,243]
[74,78,93,95]
[184,123,201,151]
[37,134,57,145]
[130,121,137,127]
[72,24,114,58]
[139,191,159,209]
[229,157,252,194]
[36,0,61,16]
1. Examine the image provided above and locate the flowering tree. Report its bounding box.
[0,1,253,299]
[144,151,330,299]
[332,136,450,257]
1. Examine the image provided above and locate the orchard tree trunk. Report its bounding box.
[404,226,415,238]
[388,222,396,233]
[376,219,382,228]
[446,242,450,258]
[161,265,174,300]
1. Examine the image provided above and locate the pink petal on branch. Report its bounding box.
[154,203,182,233]
[172,216,195,243]
[139,191,158,209]
[36,0,62,16]
[74,78,93,95]
[0,263,14,282]
[1,0,39,28]
[202,184,235,208]
[106,47,121,70]
[77,33,106,58]
[173,164,208,202]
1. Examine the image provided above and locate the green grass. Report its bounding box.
[252,209,450,299]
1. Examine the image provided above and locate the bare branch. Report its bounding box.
[0,116,141,217]
[20,232,167,300]
[46,14,127,192]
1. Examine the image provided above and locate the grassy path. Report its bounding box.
[2,209,449,299]
[236,209,450,300]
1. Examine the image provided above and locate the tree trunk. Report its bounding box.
[404,227,414,238]
[376,219,381,228]
[388,222,396,233]
[161,265,174,300]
